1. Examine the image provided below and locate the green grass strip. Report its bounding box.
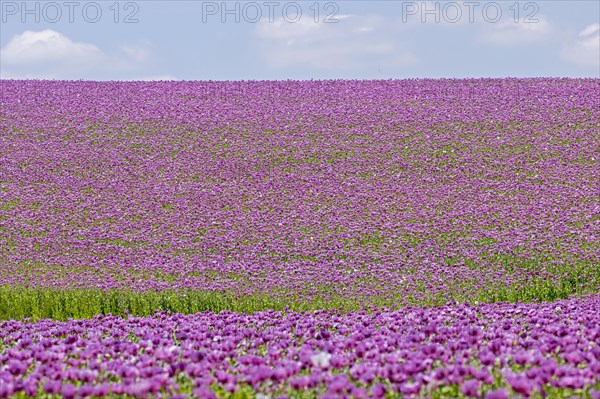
[0,286,368,321]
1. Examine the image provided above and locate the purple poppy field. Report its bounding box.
[0,78,599,398]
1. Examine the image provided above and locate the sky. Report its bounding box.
[0,0,599,80]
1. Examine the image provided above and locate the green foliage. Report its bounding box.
[0,286,362,321]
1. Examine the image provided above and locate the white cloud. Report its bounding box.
[255,14,418,70]
[579,23,600,38]
[2,29,104,65]
[119,44,150,64]
[560,23,600,68]
[481,17,553,45]
[0,30,150,79]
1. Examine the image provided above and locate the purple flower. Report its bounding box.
[507,374,533,397]
[94,383,110,397]
[400,382,421,396]
[7,360,26,376]
[350,386,368,399]
[23,379,38,397]
[193,386,217,399]
[371,383,386,398]
[327,374,349,394]
[191,351,206,362]
[289,376,310,390]
[0,383,14,399]
[43,380,61,395]
[485,388,510,399]
[248,365,273,387]
[127,381,152,398]
[61,384,77,399]
[460,379,481,398]
[557,376,584,390]
[78,384,95,398]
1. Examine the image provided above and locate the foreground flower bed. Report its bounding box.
[1,295,599,399]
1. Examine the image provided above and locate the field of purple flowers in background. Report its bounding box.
[0,78,599,398]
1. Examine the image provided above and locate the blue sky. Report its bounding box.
[1,1,598,80]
